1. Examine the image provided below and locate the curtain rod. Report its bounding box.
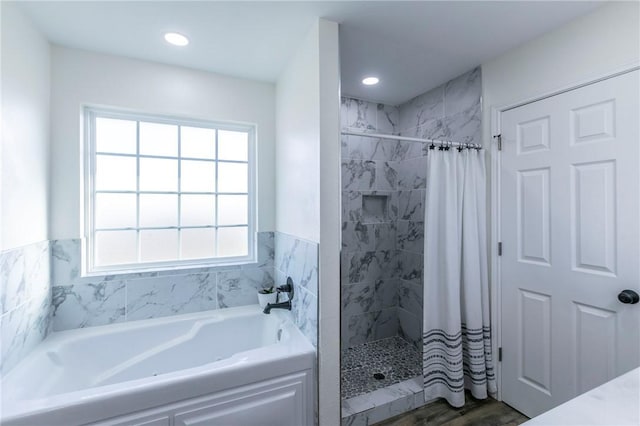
[341,129,482,150]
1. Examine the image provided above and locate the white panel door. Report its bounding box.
[500,70,640,418]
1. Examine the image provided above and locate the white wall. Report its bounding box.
[275,24,321,243]
[49,46,276,240]
[317,19,342,426]
[482,2,640,140]
[1,2,51,251]
[275,19,341,425]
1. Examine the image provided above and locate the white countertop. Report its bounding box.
[524,368,640,426]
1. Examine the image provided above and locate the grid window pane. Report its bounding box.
[140,194,178,228]
[218,195,248,226]
[140,122,178,156]
[96,155,137,191]
[95,193,136,229]
[96,117,136,154]
[181,160,215,192]
[89,110,255,270]
[140,158,178,191]
[95,231,137,266]
[181,228,216,260]
[218,162,248,193]
[140,229,178,262]
[181,195,215,226]
[218,227,248,257]
[218,130,248,161]
[181,127,215,159]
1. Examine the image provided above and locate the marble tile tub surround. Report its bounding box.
[50,232,276,331]
[274,232,318,348]
[0,240,52,374]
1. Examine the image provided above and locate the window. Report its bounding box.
[84,107,255,273]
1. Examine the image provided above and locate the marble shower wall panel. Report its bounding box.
[398,190,425,222]
[341,251,398,286]
[342,223,397,253]
[396,157,428,190]
[443,68,482,117]
[397,280,423,350]
[399,67,482,144]
[274,232,318,348]
[398,308,422,350]
[398,86,444,135]
[341,67,481,351]
[342,98,400,135]
[394,66,482,348]
[0,241,52,374]
[342,307,399,348]
[396,221,424,255]
[50,232,275,332]
[341,97,402,349]
[341,279,399,348]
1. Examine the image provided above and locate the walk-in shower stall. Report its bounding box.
[340,67,488,425]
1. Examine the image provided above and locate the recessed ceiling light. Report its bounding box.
[362,77,379,86]
[164,32,189,47]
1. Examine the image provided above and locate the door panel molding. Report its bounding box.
[489,62,640,406]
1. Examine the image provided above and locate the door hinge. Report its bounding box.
[498,242,502,256]
[493,134,502,151]
[498,347,503,362]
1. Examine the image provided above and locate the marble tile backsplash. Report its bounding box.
[50,232,275,332]
[1,229,319,372]
[0,240,52,374]
[274,232,318,349]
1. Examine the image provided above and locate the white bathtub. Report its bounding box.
[1,305,315,426]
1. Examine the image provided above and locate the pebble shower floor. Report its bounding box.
[341,336,421,399]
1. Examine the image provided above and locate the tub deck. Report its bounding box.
[1,305,315,426]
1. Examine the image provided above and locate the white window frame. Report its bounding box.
[83,106,257,275]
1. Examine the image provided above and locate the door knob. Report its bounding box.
[618,290,639,304]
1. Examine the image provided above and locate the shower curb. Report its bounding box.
[341,377,437,425]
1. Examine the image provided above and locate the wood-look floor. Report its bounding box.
[374,394,529,426]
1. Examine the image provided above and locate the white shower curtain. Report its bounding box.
[422,148,496,407]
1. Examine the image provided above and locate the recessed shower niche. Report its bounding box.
[362,194,389,223]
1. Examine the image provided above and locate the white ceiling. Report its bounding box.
[18,1,602,105]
